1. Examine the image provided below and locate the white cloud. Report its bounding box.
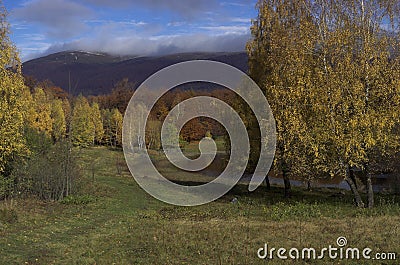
[167,21,187,27]
[11,0,254,61]
[230,18,251,23]
[41,32,250,58]
[21,33,46,41]
[220,2,246,7]
[18,42,52,61]
[11,0,94,38]
[81,0,219,18]
[199,26,250,35]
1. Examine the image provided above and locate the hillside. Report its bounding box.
[22,51,248,96]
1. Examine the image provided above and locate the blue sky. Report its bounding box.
[3,0,257,61]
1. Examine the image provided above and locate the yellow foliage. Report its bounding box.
[0,8,28,174]
[248,0,400,183]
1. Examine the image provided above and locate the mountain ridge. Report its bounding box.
[22,51,249,96]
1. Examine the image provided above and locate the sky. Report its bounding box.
[3,0,258,61]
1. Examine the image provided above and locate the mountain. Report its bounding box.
[22,51,248,96]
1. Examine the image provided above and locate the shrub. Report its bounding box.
[14,140,81,201]
[0,208,18,224]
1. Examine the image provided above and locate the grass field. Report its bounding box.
[1,147,399,264]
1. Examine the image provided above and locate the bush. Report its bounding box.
[14,140,81,201]
[0,177,14,201]
[0,208,18,224]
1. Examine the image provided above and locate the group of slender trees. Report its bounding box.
[247,0,400,207]
[21,87,124,149]
[0,6,125,200]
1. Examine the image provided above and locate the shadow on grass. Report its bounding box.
[168,177,400,210]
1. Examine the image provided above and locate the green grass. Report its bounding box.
[181,136,227,154]
[0,147,399,264]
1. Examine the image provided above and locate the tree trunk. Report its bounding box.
[265,176,271,190]
[366,174,374,208]
[349,168,358,190]
[283,170,291,197]
[345,167,364,208]
[279,144,291,197]
[307,180,312,191]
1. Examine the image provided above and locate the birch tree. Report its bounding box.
[91,102,104,145]
[71,95,95,147]
[248,0,400,206]
[51,99,66,142]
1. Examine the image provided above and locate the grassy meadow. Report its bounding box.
[0,147,399,264]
